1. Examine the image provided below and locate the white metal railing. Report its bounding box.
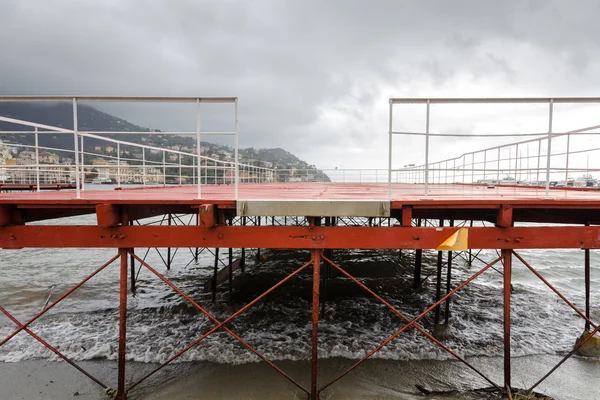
[389,97,600,199]
[0,96,257,198]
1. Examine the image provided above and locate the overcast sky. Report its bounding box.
[1,0,600,172]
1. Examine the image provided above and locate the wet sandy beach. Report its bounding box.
[1,354,598,399]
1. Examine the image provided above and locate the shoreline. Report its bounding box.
[1,354,598,399]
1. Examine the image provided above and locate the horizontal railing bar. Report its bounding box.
[391,131,549,138]
[0,116,73,133]
[390,97,600,104]
[76,131,235,136]
[0,96,236,103]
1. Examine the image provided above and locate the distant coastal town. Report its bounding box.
[0,139,325,185]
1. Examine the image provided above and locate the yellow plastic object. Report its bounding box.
[436,228,469,251]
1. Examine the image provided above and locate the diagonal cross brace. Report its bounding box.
[127,252,313,395]
[0,254,119,346]
[320,252,501,391]
[0,306,109,389]
[318,255,503,393]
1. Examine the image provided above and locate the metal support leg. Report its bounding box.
[321,219,329,319]
[228,241,233,299]
[212,248,219,303]
[117,247,128,399]
[166,214,172,270]
[129,221,136,294]
[257,216,261,262]
[311,249,321,400]
[241,216,246,273]
[434,220,444,325]
[414,219,423,289]
[585,246,591,332]
[468,220,474,265]
[502,248,512,391]
[194,213,199,262]
[445,220,453,324]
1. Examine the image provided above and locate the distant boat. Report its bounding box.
[91,178,114,184]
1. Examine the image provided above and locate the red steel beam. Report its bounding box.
[502,249,512,390]
[117,248,128,399]
[3,226,600,249]
[96,204,121,227]
[310,249,321,400]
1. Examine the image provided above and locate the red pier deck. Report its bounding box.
[1,182,600,249]
[1,182,599,399]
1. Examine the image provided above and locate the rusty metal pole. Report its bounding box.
[194,213,199,262]
[228,218,233,299]
[117,210,129,399]
[166,214,172,270]
[502,248,512,391]
[445,220,454,324]
[414,218,423,289]
[241,216,246,273]
[129,220,136,294]
[434,219,444,325]
[117,247,128,399]
[212,247,219,303]
[321,218,330,319]
[257,216,261,262]
[311,249,321,400]
[468,220,474,265]
[585,225,591,331]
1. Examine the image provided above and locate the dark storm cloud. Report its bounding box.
[1,0,599,169]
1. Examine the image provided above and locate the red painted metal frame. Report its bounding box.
[1,232,596,398]
[0,254,121,392]
[125,252,316,397]
[0,306,110,390]
[318,255,504,393]
[320,253,501,391]
[3,225,600,249]
[512,251,599,393]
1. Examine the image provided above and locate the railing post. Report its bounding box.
[179,154,182,185]
[117,143,121,187]
[515,144,519,182]
[196,98,201,199]
[192,157,195,185]
[497,147,501,183]
[483,150,487,183]
[545,99,554,198]
[142,148,146,186]
[72,98,81,198]
[508,147,512,182]
[472,153,475,184]
[388,99,393,201]
[536,139,541,185]
[162,151,166,186]
[34,127,40,191]
[234,98,239,200]
[424,100,430,197]
[80,135,85,191]
[565,133,571,184]
[462,154,466,183]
